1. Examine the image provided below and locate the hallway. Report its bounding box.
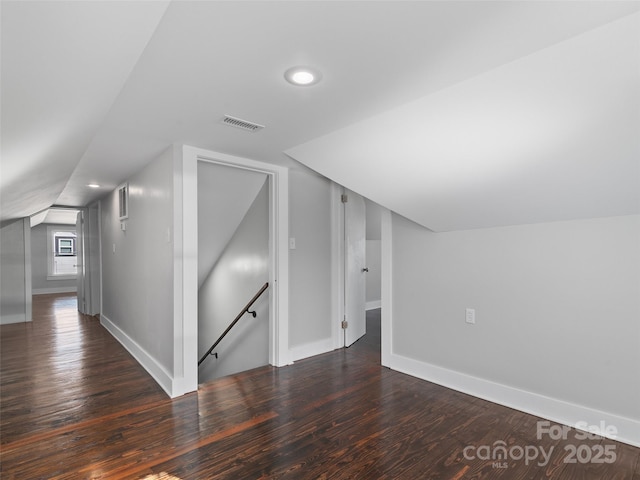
[1,294,638,479]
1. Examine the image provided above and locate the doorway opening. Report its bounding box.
[197,161,270,383]
[30,205,100,318]
[334,187,383,358]
[181,146,290,394]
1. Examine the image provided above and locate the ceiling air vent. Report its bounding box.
[221,115,265,132]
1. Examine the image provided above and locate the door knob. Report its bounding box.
[362,267,369,273]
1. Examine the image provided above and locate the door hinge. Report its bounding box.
[341,194,348,203]
[341,320,348,329]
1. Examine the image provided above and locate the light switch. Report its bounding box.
[289,237,296,250]
[465,308,476,324]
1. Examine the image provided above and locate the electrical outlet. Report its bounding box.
[465,308,476,324]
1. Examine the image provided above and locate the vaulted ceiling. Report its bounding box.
[2,1,639,231]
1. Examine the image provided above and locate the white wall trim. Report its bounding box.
[101,314,174,398]
[46,275,77,281]
[98,201,104,320]
[173,144,195,396]
[33,287,77,295]
[290,337,335,362]
[365,300,381,311]
[387,351,640,448]
[380,208,392,367]
[0,314,27,325]
[181,145,291,393]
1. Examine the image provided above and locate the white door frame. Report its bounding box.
[87,202,102,317]
[75,204,102,316]
[380,207,392,367]
[331,185,392,358]
[330,183,369,349]
[76,209,87,314]
[330,183,346,349]
[177,146,290,396]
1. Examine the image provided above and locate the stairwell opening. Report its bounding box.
[197,161,270,384]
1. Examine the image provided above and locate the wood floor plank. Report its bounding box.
[1,294,638,479]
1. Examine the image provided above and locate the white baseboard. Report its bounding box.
[101,314,174,397]
[290,337,335,362]
[0,313,28,325]
[33,287,77,295]
[366,300,381,310]
[387,352,640,448]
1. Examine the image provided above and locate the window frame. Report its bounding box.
[55,236,76,256]
[46,226,78,280]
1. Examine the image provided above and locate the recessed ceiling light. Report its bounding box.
[284,66,322,86]
[88,184,101,188]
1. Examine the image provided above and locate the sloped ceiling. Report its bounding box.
[287,12,640,231]
[30,208,79,228]
[0,0,170,222]
[2,1,639,231]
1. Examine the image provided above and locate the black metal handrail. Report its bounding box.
[198,282,269,366]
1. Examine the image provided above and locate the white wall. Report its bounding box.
[288,170,334,358]
[365,198,382,240]
[100,148,175,381]
[0,218,31,324]
[365,199,383,309]
[30,223,77,294]
[198,180,269,382]
[197,162,268,288]
[388,213,640,445]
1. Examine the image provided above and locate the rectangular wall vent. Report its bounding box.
[221,115,265,132]
[117,183,129,221]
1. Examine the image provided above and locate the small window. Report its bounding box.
[56,237,76,256]
[47,227,78,279]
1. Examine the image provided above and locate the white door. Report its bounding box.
[76,211,87,314]
[344,188,367,346]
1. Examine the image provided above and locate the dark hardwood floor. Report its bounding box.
[1,294,638,479]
